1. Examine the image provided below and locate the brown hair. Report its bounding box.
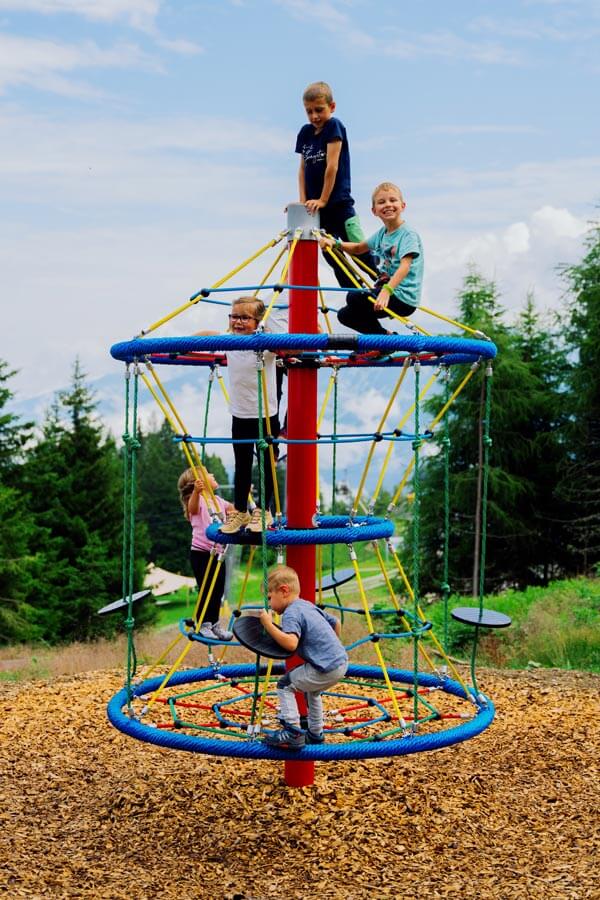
[302,81,334,104]
[267,564,301,594]
[371,182,404,206]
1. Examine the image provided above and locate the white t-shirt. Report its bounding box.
[228,311,287,420]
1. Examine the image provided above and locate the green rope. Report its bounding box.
[411,361,422,727]
[441,367,451,656]
[255,354,269,605]
[201,368,214,465]
[470,363,493,694]
[330,370,339,577]
[124,364,141,705]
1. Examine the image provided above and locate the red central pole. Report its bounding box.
[284,208,318,787]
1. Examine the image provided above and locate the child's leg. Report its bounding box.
[275,670,301,727]
[189,550,226,624]
[338,290,389,335]
[231,416,256,511]
[288,662,347,734]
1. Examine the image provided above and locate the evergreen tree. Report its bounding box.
[415,269,569,594]
[0,483,44,644]
[22,361,155,642]
[0,359,33,479]
[558,222,600,571]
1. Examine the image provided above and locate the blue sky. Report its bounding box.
[1,0,599,432]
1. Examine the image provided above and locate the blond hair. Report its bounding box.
[177,467,198,519]
[231,296,265,321]
[302,81,333,104]
[267,564,300,595]
[371,182,404,206]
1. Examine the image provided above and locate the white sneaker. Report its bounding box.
[220,509,251,534]
[247,508,274,533]
[198,622,214,639]
[211,621,233,641]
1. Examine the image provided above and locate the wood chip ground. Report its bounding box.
[1,667,598,899]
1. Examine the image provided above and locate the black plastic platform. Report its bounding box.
[232,615,293,660]
[451,607,512,629]
[316,567,356,591]
[97,589,152,616]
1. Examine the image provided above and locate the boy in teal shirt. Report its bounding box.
[295,81,378,288]
[320,182,424,334]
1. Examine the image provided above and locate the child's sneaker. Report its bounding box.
[247,508,273,533]
[211,621,233,642]
[264,724,305,750]
[220,509,251,534]
[306,729,325,744]
[198,622,214,639]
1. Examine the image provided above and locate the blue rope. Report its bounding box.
[107,663,495,761]
[111,334,497,363]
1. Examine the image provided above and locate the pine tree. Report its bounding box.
[0,359,33,479]
[415,269,569,594]
[22,361,155,642]
[557,222,600,571]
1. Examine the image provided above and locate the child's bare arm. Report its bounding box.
[318,234,369,256]
[259,610,299,652]
[298,158,307,204]
[187,480,203,516]
[305,140,342,215]
[373,254,414,311]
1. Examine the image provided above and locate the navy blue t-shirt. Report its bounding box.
[295,116,354,213]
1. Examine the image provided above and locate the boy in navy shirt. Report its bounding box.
[260,564,348,750]
[296,81,377,289]
[320,182,424,334]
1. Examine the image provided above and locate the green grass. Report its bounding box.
[130,558,600,676]
[423,577,600,673]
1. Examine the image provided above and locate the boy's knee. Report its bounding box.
[277,672,293,691]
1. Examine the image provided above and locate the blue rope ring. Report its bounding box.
[205,515,394,546]
[107,663,495,760]
[111,333,497,364]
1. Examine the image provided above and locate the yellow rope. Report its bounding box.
[262,228,302,326]
[252,243,288,299]
[318,286,334,334]
[142,364,219,514]
[322,246,431,335]
[259,366,281,518]
[139,231,287,337]
[215,364,230,405]
[386,544,471,696]
[373,542,437,674]
[387,363,479,510]
[351,360,410,516]
[349,551,407,726]
[418,305,489,339]
[315,369,338,506]
[370,368,440,509]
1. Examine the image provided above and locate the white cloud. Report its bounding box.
[0,0,161,30]
[503,222,530,254]
[275,0,375,50]
[531,205,589,239]
[0,32,158,95]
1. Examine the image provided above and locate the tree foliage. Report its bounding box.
[557,222,600,571]
[414,270,569,595]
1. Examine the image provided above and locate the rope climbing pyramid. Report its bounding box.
[107,204,502,782]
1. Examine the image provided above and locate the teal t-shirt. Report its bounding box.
[367,223,424,308]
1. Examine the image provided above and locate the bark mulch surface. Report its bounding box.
[1,667,598,900]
